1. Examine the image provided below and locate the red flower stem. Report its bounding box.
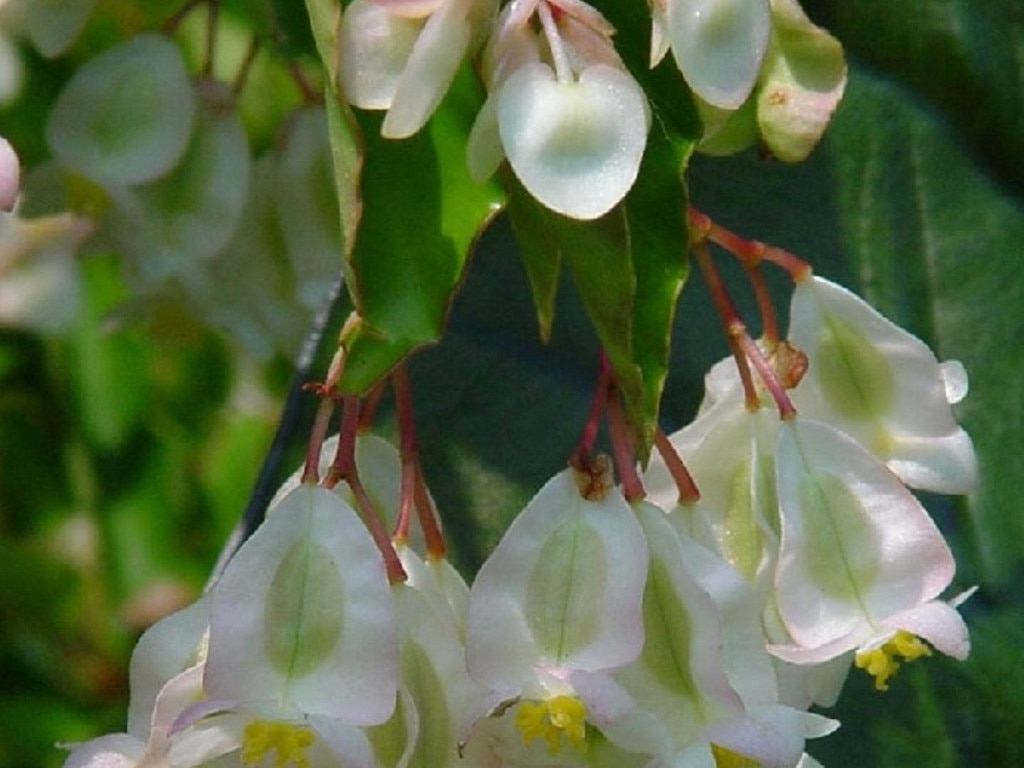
[392,365,418,544]
[414,464,447,560]
[359,378,388,432]
[693,242,760,411]
[653,428,701,505]
[689,205,812,281]
[747,265,779,347]
[327,396,407,583]
[571,353,612,468]
[348,473,408,584]
[392,365,447,557]
[324,395,360,489]
[301,395,335,484]
[736,332,797,420]
[606,385,645,502]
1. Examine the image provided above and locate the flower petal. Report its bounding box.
[774,418,956,651]
[756,0,846,162]
[465,468,648,692]
[667,0,771,109]
[498,62,649,220]
[205,485,398,725]
[382,0,473,138]
[338,0,424,110]
[789,275,978,494]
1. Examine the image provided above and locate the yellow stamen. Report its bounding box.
[241,720,316,768]
[711,743,760,767]
[855,630,933,691]
[515,695,588,754]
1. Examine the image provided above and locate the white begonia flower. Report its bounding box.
[768,418,970,687]
[338,0,497,139]
[464,465,649,760]
[467,0,650,220]
[661,0,772,110]
[197,484,399,768]
[788,274,977,495]
[598,501,836,768]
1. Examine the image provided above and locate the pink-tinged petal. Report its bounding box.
[548,0,616,37]
[205,485,398,726]
[756,0,846,162]
[0,136,19,211]
[880,599,971,660]
[569,669,673,757]
[369,0,447,18]
[774,419,957,650]
[466,468,648,692]
[338,0,423,110]
[481,3,542,87]
[887,428,977,496]
[382,0,472,138]
[557,13,626,72]
[60,734,144,768]
[498,62,649,219]
[667,0,771,109]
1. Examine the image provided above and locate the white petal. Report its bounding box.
[205,485,398,726]
[774,418,957,651]
[465,468,648,692]
[338,0,423,110]
[370,0,447,17]
[382,0,472,138]
[60,734,144,768]
[498,62,649,220]
[667,0,771,109]
[466,91,505,182]
[880,599,970,660]
[940,359,969,404]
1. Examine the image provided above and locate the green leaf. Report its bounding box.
[304,0,363,260]
[338,66,504,393]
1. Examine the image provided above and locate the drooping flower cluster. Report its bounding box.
[62,272,977,767]
[645,272,976,707]
[338,0,846,219]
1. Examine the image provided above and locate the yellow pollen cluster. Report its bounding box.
[855,630,933,691]
[241,719,316,768]
[515,695,588,754]
[711,743,761,768]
